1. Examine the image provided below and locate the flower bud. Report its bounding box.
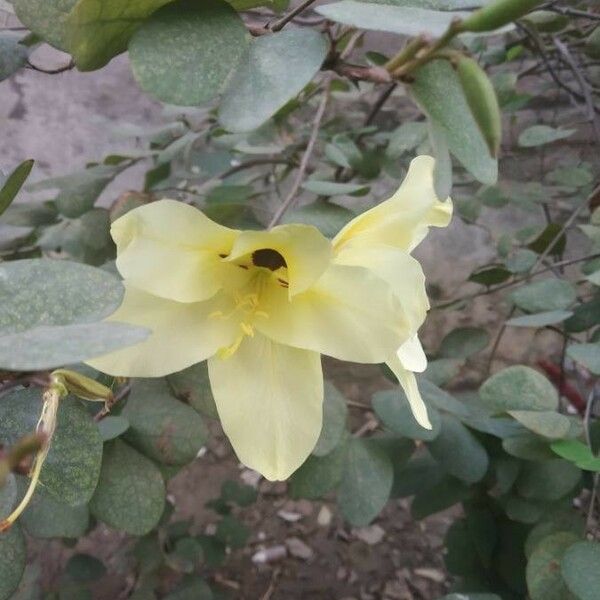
[460,0,544,33]
[456,56,502,158]
[51,369,114,403]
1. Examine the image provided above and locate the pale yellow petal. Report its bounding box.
[208,334,323,481]
[397,334,427,373]
[226,223,332,297]
[333,155,452,253]
[113,199,238,303]
[87,285,238,377]
[387,354,432,430]
[255,264,406,363]
[334,243,429,333]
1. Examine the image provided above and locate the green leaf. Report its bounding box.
[301,180,369,197]
[12,0,77,50]
[567,343,600,375]
[428,415,489,483]
[290,438,348,500]
[0,259,124,334]
[0,160,34,216]
[551,439,600,471]
[373,388,441,441]
[526,532,580,600]
[468,265,511,286]
[219,29,329,132]
[517,460,581,501]
[423,358,463,386]
[507,310,573,328]
[0,34,28,81]
[121,378,208,465]
[313,382,348,457]
[18,477,89,539]
[129,0,248,106]
[64,553,106,583]
[215,515,249,549]
[0,524,27,600]
[220,480,257,507]
[505,248,537,273]
[338,438,393,526]
[164,575,213,600]
[66,0,176,70]
[386,122,428,160]
[411,477,471,519]
[0,322,149,371]
[508,411,571,439]
[316,0,469,36]
[561,541,600,600]
[511,278,576,313]
[0,474,17,520]
[518,125,575,147]
[565,298,600,333]
[55,169,116,218]
[503,433,555,461]
[167,362,218,420]
[90,440,166,535]
[97,415,130,442]
[525,512,585,558]
[0,258,148,370]
[439,326,490,359]
[411,60,498,185]
[282,200,355,238]
[391,452,444,498]
[480,366,558,412]
[0,390,103,506]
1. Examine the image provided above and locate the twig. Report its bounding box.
[26,59,75,75]
[486,307,515,375]
[552,36,600,145]
[546,6,600,21]
[518,23,600,115]
[268,77,331,228]
[269,0,318,32]
[364,83,398,126]
[433,251,600,310]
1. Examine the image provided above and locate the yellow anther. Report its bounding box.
[241,322,254,337]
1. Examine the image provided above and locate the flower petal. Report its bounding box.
[208,334,323,481]
[334,243,429,333]
[333,155,452,253]
[226,223,332,297]
[387,354,432,429]
[87,285,238,377]
[255,264,406,363]
[113,199,238,303]
[397,334,427,373]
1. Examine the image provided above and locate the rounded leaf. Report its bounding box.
[561,541,600,600]
[219,28,329,132]
[129,0,248,106]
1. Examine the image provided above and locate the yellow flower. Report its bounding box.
[89,155,452,480]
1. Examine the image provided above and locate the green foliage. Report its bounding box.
[218,28,328,132]
[12,0,78,50]
[90,440,166,535]
[337,437,393,526]
[121,379,208,465]
[561,541,600,600]
[1,0,599,596]
[411,59,498,184]
[129,0,248,106]
[0,390,103,505]
[0,159,33,216]
[479,366,558,412]
[0,525,27,600]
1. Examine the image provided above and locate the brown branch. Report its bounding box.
[26,59,75,75]
[269,0,319,32]
[268,78,332,228]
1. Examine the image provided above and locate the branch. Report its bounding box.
[269,0,318,32]
[268,78,331,228]
[433,251,600,310]
[26,59,75,75]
